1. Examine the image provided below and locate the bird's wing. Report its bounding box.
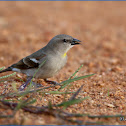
[11,53,46,70]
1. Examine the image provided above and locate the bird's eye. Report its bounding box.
[63,39,67,42]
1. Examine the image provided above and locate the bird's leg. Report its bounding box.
[18,76,33,91]
[44,79,59,85]
[18,77,43,91]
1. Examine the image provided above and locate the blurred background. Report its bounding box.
[0,2,126,73]
[0,2,126,125]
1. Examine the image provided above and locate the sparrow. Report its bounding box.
[0,34,81,90]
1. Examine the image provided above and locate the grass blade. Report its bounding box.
[59,74,94,90]
[59,65,83,90]
[88,115,125,118]
[25,99,36,106]
[69,64,83,79]
[43,91,75,95]
[0,72,16,80]
[69,84,84,101]
[0,67,5,71]
[56,97,89,108]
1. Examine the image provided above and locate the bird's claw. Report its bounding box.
[44,79,59,85]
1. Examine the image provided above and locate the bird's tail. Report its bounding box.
[0,67,12,73]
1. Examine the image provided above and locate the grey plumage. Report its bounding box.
[0,34,81,85]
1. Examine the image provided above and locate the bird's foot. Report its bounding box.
[18,77,33,91]
[18,77,42,91]
[18,83,27,91]
[44,79,59,85]
[19,82,43,91]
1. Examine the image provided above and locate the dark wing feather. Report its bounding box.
[11,58,38,69]
[11,53,46,70]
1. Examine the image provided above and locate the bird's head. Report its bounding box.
[47,34,81,55]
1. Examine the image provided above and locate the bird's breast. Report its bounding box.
[36,54,67,79]
[46,55,67,71]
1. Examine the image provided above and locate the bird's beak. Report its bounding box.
[71,38,81,45]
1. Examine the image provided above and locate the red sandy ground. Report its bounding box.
[0,1,126,125]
